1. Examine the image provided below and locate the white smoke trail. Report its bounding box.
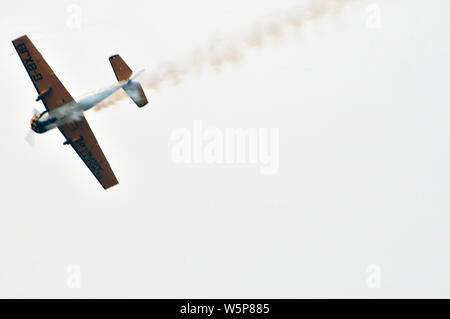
[95,0,355,111]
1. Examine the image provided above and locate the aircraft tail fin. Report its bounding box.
[109,54,148,108]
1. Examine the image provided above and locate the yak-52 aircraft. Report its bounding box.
[12,35,148,189]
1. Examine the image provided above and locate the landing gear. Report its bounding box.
[36,88,52,102]
[63,136,83,145]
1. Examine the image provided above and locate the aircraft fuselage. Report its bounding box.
[31,80,127,133]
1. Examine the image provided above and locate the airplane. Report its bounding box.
[12,35,149,190]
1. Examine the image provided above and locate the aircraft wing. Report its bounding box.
[59,117,119,189]
[12,35,74,111]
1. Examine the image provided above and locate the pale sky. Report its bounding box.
[1,0,449,298]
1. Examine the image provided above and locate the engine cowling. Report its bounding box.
[30,111,52,133]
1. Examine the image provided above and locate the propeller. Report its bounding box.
[31,107,39,117]
[24,130,35,146]
[24,108,39,147]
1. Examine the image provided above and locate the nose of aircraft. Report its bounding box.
[30,110,45,133]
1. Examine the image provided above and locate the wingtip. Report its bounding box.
[12,34,28,43]
[103,180,119,190]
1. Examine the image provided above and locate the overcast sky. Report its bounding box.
[1,0,449,298]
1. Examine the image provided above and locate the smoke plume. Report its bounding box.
[95,0,355,111]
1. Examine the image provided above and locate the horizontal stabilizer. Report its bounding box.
[123,81,148,108]
[109,55,132,81]
[109,54,148,107]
